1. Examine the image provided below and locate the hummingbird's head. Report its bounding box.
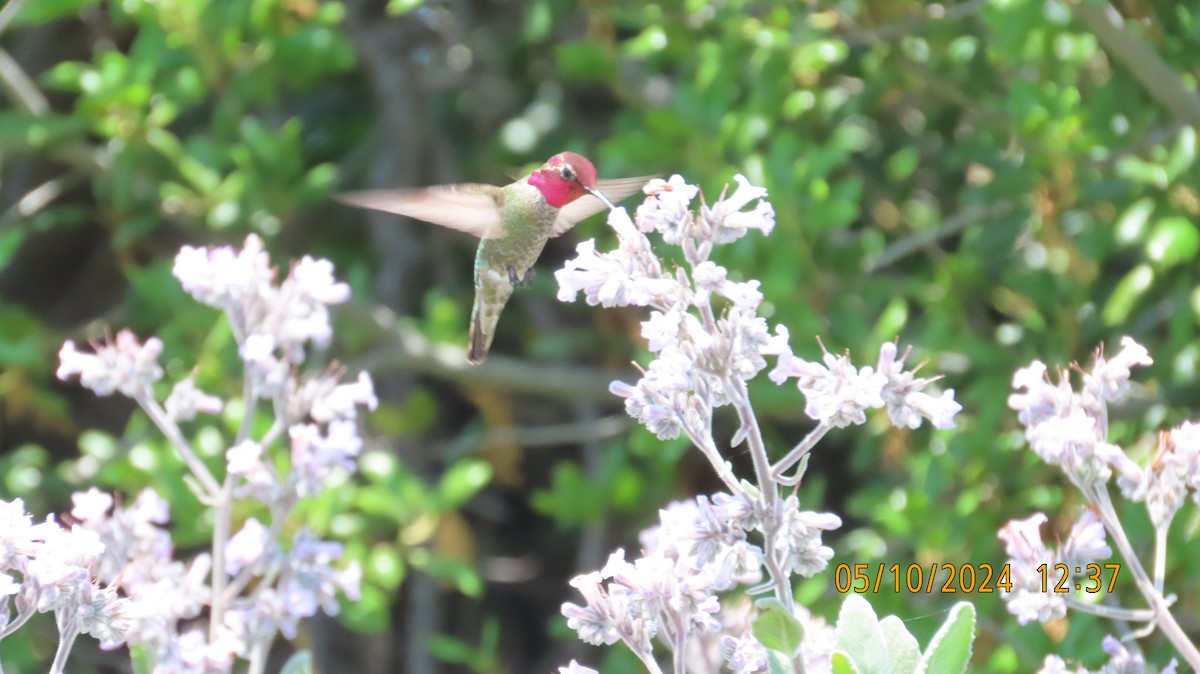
[529,152,601,208]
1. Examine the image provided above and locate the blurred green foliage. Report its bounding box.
[3,0,1200,672]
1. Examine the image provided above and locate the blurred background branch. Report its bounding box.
[1071,0,1200,129]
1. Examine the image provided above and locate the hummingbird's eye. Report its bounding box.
[560,165,576,181]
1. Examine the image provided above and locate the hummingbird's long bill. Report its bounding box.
[584,185,617,210]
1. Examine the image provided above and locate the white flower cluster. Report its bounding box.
[0,489,359,672]
[1109,420,1200,529]
[0,490,277,670]
[561,497,746,656]
[559,491,835,671]
[771,338,962,430]
[563,494,838,674]
[561,176,786,442]
[719,632,768,674]
[996,510,1111,625]
[68,488,202,651]
[556,174,961,673]
[0,498,126,664]
[1009,337,1152,489]
[53,235,371,673]
[560,175,960,443]
[173,235,351,395]
[1004,337,1200,670]
[58,330,164,400]
[767,495,842,578]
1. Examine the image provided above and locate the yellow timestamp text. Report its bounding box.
[1038,563,1121,593]
[834,563,1013,594]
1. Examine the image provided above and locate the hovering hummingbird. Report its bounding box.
[337,152,650,364]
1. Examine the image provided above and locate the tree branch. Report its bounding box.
[0,46,48,114]
[1071,0,1200,129]
[863,200,1017,272]
[0,0,27,38]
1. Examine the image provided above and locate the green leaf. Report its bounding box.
[832,651,861,674]
[752,598,805,655]
[386,0,425,15]
[177,154,222,194]
[79,430,118,460]
[427,634,476,664]
[0,226,27,272]
[1145,217,1200,269]
[302,162,338,196]
[1115,198,1154,245]
[366,544,407,590]
[11,0,101,26]
[353,485,410,521]
[438,459,492,508]
[871,297,909,346]
[522,0,552,41]
[1166,126,1197,180]
[339,584,391,633]
[412,550,483,597]
[129,643,156,674]
[0,305,52,370]
[146,128,184,161]
[359,450,400,484]
[41,61,89,92]
[1114,155,1168,187]
[880,616,921,674]
[918,602,975,674]
[624,26,668,57]
[1102,263,1154,325]
[886,147,920,181]
[834,595,890,674]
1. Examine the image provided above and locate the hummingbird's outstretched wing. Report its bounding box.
[551,176,656,236]
[336,184,504,238]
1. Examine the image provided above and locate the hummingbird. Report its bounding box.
[337,152,650,364]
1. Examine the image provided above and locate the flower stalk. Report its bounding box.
[42,235,371,673]
[557,174,962,673]
[1006,338,1200,672]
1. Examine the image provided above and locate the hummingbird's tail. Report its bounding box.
[467,286,512,364]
